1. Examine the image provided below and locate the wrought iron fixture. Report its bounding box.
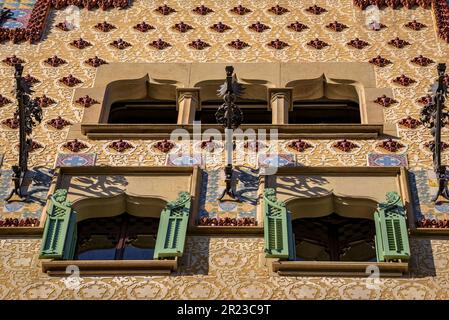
[0,8,13,25]
[215,66,244,201]
[420,63,449,202]
[5,64,42,202]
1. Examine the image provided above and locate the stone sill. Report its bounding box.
[272,261,409,277]
[41,259,178,276]
[0,227,44,236]
[412,228,449,236]
[190,226,264,235]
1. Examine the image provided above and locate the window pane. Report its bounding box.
[123,235,157,260]
[76,235,117,260]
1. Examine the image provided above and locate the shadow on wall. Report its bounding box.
[408,237,436,278]
[66,175,129,199]
[175,236,210,276]
[276,175,330,199]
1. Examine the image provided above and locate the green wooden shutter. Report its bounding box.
[39,189,77,260]
[263,188,294,260]
[154,192,191,259]
[374,192,411,262]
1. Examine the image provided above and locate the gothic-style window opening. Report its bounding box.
[108,100,178,124]
[289,99,361,124]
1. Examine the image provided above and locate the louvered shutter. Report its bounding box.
[263,188,294,260]
[374,192,411,262]
[154,192,191,259]
[39,189,77,260]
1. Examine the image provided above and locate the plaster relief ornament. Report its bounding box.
[244,140,265,152]
[268,39,289,50]
[0,95,12,107]
[398,116,422,129]
[287,139,312,152]
[417,218,449,228]
[149,38,171,50]
[393,74,416,86]
[85,56,107,68]
[193,5,213,15]
[44,55,67,67]
[405,20,426,31]
[94,21,116,32]
[133,22,155,32]
[189,39,210,50]
[173,22,193,33]
[59,74,82,87]
[249,21,270,33]
[2,55,25,66]
[154,139,175,153]
[34,95,56,108]
[417,95,433,105]
[19,140,43,153]
[155,4,176,15]
[24,74,40,86]
[326,21,348,32]
[307,38,329,50]
[56,22,71,31]
[388,37,410,48]
[0,217,39,227]
[199,217,257,226]
[2,117,18,129]
[347,38,370,49]
[305,5,327,15]
[62,139,88,153]
[108,140,134,153]
[110,38,131,49]
[230,5,251,15]
[228,39,249,50]
[47,116,71,130]
[75,95,98,108]
[287,21,309,32]
[210,22,231,33]
[70,38,92,49]
[374,95,398,107]
[378,139,404,153]
[268,5,289,15]
[411,55,434,67]
[425,141,449,152]
[200,137,219,152]
[369,55,392,67]
[333,139,359,152]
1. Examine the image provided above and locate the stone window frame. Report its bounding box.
[40,166,200,276]
[261,166,414,277]
[71,62,395,140]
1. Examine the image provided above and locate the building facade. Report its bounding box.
[0,0,448,299]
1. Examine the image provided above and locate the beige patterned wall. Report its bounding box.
[1,0,449,299]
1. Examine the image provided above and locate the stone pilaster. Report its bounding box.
[176,88,200,125]
[269,88,292,125]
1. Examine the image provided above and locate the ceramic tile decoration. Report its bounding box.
[54,153,96,167]
[367,153,408,167]
[165,153,203,167]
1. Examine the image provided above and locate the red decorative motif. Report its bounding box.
[398,116,422,129]
[268,5,289,15]
[417,218,449,228]
[352,0,431,9]
[199,217,257,227]
[85,56,107,68]
[434,0,449,43]
[374,95,398,107]
[110,38,131,49]
[231,5,251,15]
[173,22,193,33]
[75,95,98,108]
[2,55,25,66]
[108,139,134,153]
[305,5,327,15]
[70,38,92,49]
[94,21,116,32]
[404,20,427,30]
[228,39,249,50]
[56,22,70,31]
[368,22,387,31]
[326,21,348,32]
[0,95,12,107]
[425,141,449,152]
[267,39,289,50]
[23,74,40,85]
[189,39,210,50]
[378,139,404,152]
[149,38,171,50]
[28,140,43,152]
[133,22,155,32]
[244,141,264,152]
[307,38,329,50]
[410,55,434,67]
[287,21,309,32]
[249,21,270,33]
[333,139,359,152]
[200,137,218,152]
[393,74,416,86]
[417,95,433,105]
[1,117,19,129]
[44,55,66,67]
[444,74,449,87]
[369,55,392,67]
[155,4,176,15]
[62,139,88,152]
[59,74,82,87]
[388,37,410,48]
[287,139,312,152]
[47,116,71,129]
[193,5,213,15]
[34,95,55,108]
[210,22,231,33]
[347,38,370,49]
[0,217,39,227]
[155,139,175,153]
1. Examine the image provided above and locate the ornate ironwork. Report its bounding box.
[5,64,42,202]
[215,66,244,201]
[420,63,449,202]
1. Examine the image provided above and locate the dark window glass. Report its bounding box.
[289,99,360,124]
[292,213,376,262]
[195,100,272,124]
[108,100,178,124]
[75,213,159,260]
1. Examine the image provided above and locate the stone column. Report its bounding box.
[176,88,200,125]
[269,88,292,125]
